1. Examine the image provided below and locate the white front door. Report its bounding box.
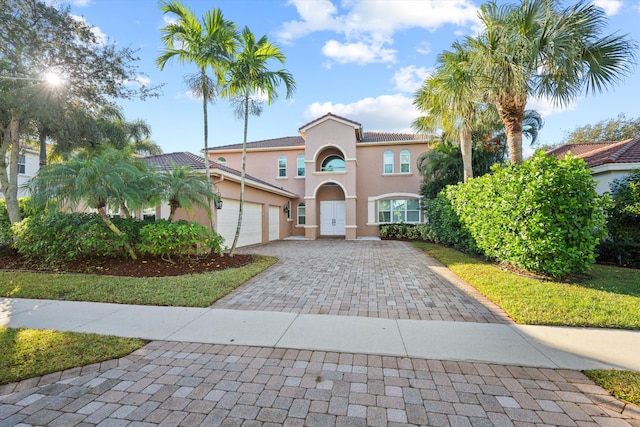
[320,201,346,236]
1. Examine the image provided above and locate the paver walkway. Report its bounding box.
[1,240,639,426]
[220,240,509,323]
[2,341,639,426]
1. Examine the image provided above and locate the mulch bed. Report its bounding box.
[0,251,253,277]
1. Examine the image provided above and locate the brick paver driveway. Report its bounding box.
[219,239,509,323]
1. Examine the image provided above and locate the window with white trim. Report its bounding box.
[297,203,306,225]
[400,150,410,173]
[383,150,393,174]
[18,154,26,174]
[216,157,226,166]
[278,155,287,177]
[378,199,420,223]
[297,155,305,176]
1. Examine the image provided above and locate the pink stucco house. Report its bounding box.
[206,113,430,244]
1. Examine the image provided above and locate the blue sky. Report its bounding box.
[61,0,640,157]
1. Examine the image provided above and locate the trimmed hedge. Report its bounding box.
[138,219,224,261]
[414,152,607,278]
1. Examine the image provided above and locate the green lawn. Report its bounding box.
[585,370,640,406]
[0,326,145,386]
[413,242,640,329]
[0,255,277,307]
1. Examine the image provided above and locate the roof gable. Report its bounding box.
[298,113,363,140]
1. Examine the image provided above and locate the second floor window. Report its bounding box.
[297,155,305,177]
[278,155,287,177]
[383,150,393,174]
[216,157,226,166]
[400,150,410,173]
[321,155,345,172]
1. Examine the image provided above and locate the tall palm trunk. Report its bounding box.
[496,95,526,165]
[200,66,216,231]
[460,125,473,182]
[39,131,47,168]
[229,92,250,257]
[97,205,137,260]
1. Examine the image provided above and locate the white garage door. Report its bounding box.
[269,205,279,241]
[217,199,262,248]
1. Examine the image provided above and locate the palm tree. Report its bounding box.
[152,164,217,222]
[470,0,636,164]
[221,27,295,256]
[27,148,147,259]
[157,1,238,191]
[413,41,484,182]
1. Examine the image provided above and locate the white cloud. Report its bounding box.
[70,14,107,45]
[392,66,431,93]
[416,42,431,55]
[526,95,578,118]
[71,0,91,6]
[163,15,178,26]
[593,0,623,16]
[322,39,396,64]
[304,94,419,133]
[278,0,479,64]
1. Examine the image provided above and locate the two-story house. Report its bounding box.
[1,146,39,200]
[208,113,430,242]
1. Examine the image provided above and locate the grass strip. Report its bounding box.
[412,242,640,330]
[0,326,145,385]
[584,370,640,406]
[0,255,277,307]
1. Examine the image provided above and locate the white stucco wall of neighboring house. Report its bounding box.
[0,148,39,199]
[591,163,640,194]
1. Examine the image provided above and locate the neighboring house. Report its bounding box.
[207,113,431,241]
[144,152,297,248]
[0,146,39,199]
[547,136,640,194]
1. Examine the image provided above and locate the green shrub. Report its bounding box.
[423,195,477,251]
[12,211,147,263]
[0,197,37,244]
[596,240,640,268]
[445,151,606,278]
[138,219,224,262]
[606,170,640,243]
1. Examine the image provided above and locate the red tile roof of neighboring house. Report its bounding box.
[143,152,293,195]
[546,136,640,168]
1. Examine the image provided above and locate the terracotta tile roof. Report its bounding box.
[547,137,640,168]
[361,132,430,143]
[210,136,305,151]
[143,152,290,194]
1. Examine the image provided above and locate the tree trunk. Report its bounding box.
[200,67,216,232]
[496,96,526,165]
[0,118,22,226]
[97,205,137,260]
[460,125,473,182]
[229,93,250,257]
[39,131,47,168]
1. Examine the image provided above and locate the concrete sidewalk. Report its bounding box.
[2,298,639,371]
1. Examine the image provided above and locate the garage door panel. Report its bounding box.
[217,199,262,248]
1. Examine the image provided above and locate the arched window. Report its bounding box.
[383,150,394,174]
[216,157,226,166]
[400,150,410,173]
[297,203,306,225]
[297,154,305,177]
[278,155,287,177]
[321,155,345,172]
